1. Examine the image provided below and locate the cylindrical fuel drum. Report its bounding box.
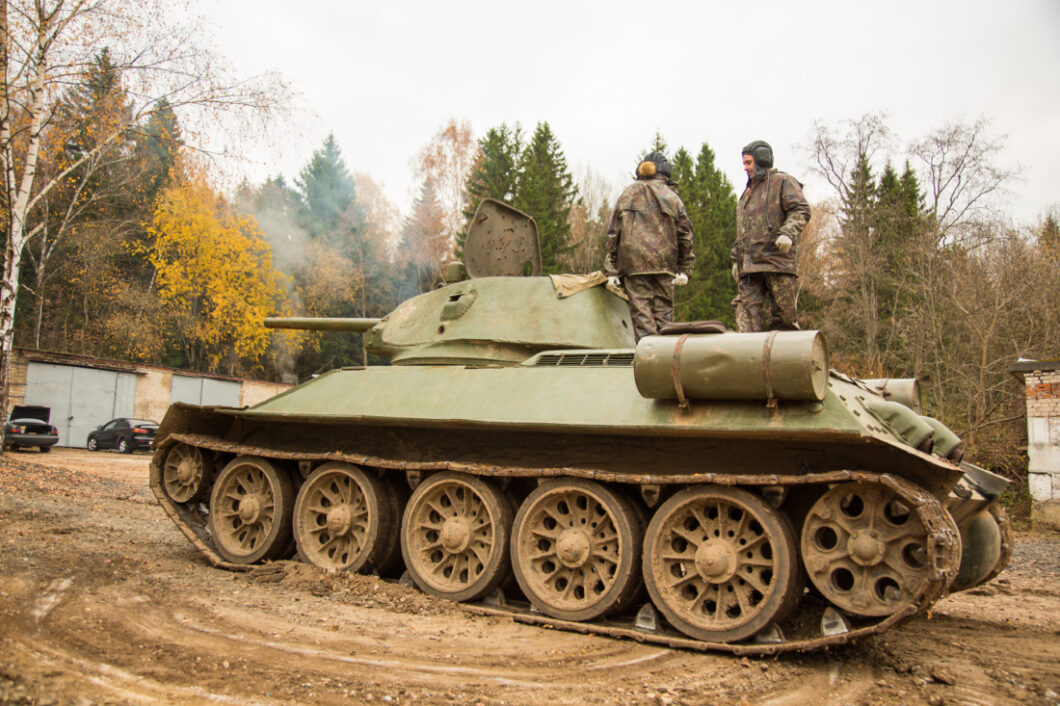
[633,330,830,402]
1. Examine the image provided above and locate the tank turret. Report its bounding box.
[267,198,635,365]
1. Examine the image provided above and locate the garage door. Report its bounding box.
[170,375,240,407]
[24,363,137,447]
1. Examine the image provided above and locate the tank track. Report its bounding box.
[149,433,962,656]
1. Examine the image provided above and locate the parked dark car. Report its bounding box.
[87,418,159,453]
[4,405,60,453]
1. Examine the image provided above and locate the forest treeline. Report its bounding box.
[6,52,1059,481]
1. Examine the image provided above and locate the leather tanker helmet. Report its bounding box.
[637,151,673,179]
[741,140,774,171]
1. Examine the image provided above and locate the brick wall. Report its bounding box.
[134,369,174,423]
[1023,368,1060,518]
[8,359,27,407]
[241,380,293,407]
[1026,371,1060,418]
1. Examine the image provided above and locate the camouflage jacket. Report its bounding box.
[732,169,810,275]
[604,176,694,277]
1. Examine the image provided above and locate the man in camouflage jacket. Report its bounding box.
[604,152,695,342]
[731,140,811,332]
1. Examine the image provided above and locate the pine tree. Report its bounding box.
[1040,213,1060,256]
[54,48,136,213]
[289,135,384,374]
[132,99,183,209]
[843,154,877,233]
[641,131,669,161]
[671,148,695,191]
[295,134,358,241]
[675,143,738,325]
[898,161,925,221]
[514,122,578,274]
[466,124,522,208]
[458,123,523,257]
[827,152,885,369]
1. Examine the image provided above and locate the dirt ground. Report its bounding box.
[0,448,1057,706]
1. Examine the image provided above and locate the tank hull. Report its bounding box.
[148,361,1007,655]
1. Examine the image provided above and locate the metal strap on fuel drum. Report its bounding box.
[762,330,779,409]
[671,333,692,412]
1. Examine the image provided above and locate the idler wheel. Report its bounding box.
[801,481,950,617]
[511,479,644,622]
[162,443,209,503]
[293,462,399,573]
[982,503,1013,585]
[400,472,513,602]
[643,486,802,643]
[209,456,295,565]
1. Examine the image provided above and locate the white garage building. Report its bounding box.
[8,348,290,448]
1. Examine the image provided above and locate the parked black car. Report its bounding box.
[4,405,60,453]
[87,418,159,453]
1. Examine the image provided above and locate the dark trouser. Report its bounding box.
[733,272,798,332]
[625,273,674,342]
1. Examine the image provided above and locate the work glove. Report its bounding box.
[731,263,739,282]
[607,275,621,288]
[672,273,688,286]
[775,234,793,254]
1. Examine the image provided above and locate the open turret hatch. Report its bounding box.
[463,198,542,278]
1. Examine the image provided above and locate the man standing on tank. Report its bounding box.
[604,152,695,342]
[731,141,811,332]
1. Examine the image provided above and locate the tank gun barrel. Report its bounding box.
[264,317,382,332]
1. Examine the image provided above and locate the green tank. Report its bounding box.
[149,198,1011,655]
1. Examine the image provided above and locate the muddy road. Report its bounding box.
[1,448,1058,705]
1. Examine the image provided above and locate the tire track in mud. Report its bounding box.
[4,638,275,706]
[8,573,710,705]
[754,661,876,706]
[3,449,1059,706]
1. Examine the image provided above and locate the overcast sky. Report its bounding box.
[195,0,1059,225]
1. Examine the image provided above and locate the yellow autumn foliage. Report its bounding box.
[148,175,290,373]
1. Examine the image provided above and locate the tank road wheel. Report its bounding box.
[511,479,644,622]
[643,486,802,643]
[209,456,295,565]
[801,481,942,617]
[400,472,513,602]
[293,462,398,573]
[162,443,210,504]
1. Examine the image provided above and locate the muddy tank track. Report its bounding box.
[150,433,962,656]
